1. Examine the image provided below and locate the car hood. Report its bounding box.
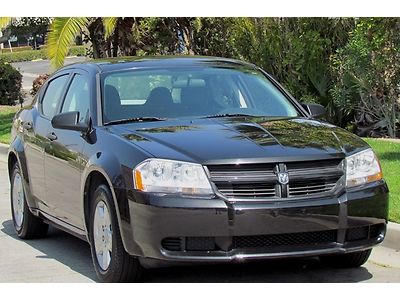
[106,117,369,164]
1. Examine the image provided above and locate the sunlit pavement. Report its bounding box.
[0,150,399,283]
[12,57,87,105]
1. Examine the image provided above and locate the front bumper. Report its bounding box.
[123,180,388,266]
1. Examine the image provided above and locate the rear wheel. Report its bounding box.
[321,249,372,268]
[89,183,143,282]
[10,162,48,239]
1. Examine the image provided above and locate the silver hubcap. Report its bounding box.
[93,200,112,271]
[12,173,24,230]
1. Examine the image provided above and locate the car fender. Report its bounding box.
[81,151,145,256]
[8,136,38,211]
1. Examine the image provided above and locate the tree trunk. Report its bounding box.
[87,18,107,59]
[112,23,119,57]
[176,18,195,55]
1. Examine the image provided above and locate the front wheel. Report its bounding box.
[320,249,372,268]
[89,184,143,282]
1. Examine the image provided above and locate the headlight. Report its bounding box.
[133,158,214,195]
[345,148,383,187]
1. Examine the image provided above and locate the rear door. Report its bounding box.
[44,71,91,229]
[23,73,70,212]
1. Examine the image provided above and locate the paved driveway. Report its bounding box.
[11,57,87,105]
[0,151,400,282]
[12,57,87,90]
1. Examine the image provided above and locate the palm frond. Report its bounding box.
[0,17,12,29]
[47,17,90,68]
[103,17,118,39]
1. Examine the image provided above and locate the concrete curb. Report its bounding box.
[383,222,400,251]
[0,141,399,250]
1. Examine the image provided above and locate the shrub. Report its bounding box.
[330,18,400,138]
[67,45,87,57]
[0,62,23,105]
[0,46,32,54]
[0,49,47,63]
[31,74,50,96]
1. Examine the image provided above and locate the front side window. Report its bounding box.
[61,74,90,123]
[41,75,69,118]
[102,67,300,123]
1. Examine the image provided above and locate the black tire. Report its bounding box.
[321,249,372,268]
[88,183,143,282]
[10,162,48,239]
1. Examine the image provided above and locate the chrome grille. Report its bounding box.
[288,180,338,196]
[207,159,344,200]
[216,182,276,198]
[207,163,276,183]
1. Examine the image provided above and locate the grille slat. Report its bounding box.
[290,188,332,194]
[222,193,276,198]
[207,159,343,200]
[161,237,182,251]
[289,183,336,190]
[210,172,276,183]
[220,192,276,196]
[219,188,275,193]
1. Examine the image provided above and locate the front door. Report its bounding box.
[44,72,91,229]
[24,74,70,213]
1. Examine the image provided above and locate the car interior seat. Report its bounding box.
[103,85,124,122]
[145,87,174,117]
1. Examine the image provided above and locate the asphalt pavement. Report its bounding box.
[0,148,400,282]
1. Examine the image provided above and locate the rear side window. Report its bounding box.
[61,74,90,123]
[41,75,69,118]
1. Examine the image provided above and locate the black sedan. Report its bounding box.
[7,56,388,282]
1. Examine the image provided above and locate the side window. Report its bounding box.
[41,75,69,118]
[61,74,90,123]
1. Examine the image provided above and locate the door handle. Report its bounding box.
[22,122,32,130]
[46,132,58,141]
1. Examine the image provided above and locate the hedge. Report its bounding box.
[0,45,87,63]
[0,62,23,105]
[0,46,32,54]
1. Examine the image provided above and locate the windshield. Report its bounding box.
[101,67,300,123]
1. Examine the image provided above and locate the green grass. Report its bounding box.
[0,105,19,144]
[364,138,400,223]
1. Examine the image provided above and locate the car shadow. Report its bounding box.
[147,258,373,283]
[1,219,97,282]
[1,219,373,283]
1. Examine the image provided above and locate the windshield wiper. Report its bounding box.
[104,117,167,126]
[202,113,256,119]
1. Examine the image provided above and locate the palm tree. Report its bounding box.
[2,17,198,68]
[0,17,12,28]
[47,17,119,68]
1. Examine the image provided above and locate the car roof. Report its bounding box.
[60,55,258,74]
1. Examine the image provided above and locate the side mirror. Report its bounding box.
[52,111,88,132]
[302,103,326,118]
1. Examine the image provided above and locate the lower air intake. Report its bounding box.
[233,230,337,249]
